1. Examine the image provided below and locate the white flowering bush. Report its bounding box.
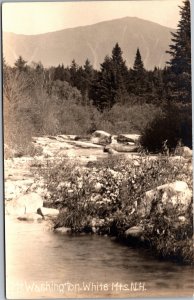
[36,153,193,263]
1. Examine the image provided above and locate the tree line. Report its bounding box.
[7,45,174,111]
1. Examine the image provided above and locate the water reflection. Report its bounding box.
[6,218,193,298]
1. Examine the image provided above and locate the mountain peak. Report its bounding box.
[3,17,174,69]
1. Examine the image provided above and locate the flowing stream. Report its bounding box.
[6,218,193,299]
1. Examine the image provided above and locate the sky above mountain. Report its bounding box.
[2,0,183,35]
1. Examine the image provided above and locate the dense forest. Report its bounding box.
[3,0,191,156]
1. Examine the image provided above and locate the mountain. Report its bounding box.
[3,17,175,70]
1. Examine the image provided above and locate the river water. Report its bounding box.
[6,217,193,299]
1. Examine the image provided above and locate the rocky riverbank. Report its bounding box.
[4,132,193,264]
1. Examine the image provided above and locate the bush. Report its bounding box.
[57,101,100,135]
[143,197,193,263]
[35,153,192,262]
[97,103,162,134]
[140,103,192,152]
[38,154,192,221]
[3,67,100,155]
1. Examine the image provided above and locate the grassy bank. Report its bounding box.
[35,154,193,264]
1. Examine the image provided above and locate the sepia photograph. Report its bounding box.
[2,0,193,298]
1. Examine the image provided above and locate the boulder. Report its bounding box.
[91,130,111,146]
[111,136,118,144]
[139,181,192,217]
[94,182,103,193]
[74,135,90,141]
[54,227,71,234]
[6,192,43,216]
[110,144,138,153]
[125,226,143,238]
[91,218,105,227]
[117,134,140,144]
[57,135,70,140]
[177,146,192,158]
[38,207,59,217]
[71,140,102,149]
[103,145,117,154]
[17,213,43,222]
[92,227,97,233]
[178,216,186,222]
[159,181,191,205]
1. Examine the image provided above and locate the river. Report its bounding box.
[6,217,193,299]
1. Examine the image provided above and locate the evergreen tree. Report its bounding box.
[91,56,115,111]
[91,43,129,111]
[166,0,191,103]
[151,67,165,100]
[69,59,79,87]
[14,56,27,72]
[84,59,93,77]
[142,1,192,152]
[130,48,147,97]
[133,48,144,73]
[82,59,94,104]
[53,64,65,81]
[111,43,129,104]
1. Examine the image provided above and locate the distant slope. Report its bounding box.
[3,17,175,69]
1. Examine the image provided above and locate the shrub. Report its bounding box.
[140,103,192,152]
[97,103,162,134]
[37,153,192,224]
[143,196,193,263]
[58,101,100,135]
[35,153,192,262]
[3,67,100,155]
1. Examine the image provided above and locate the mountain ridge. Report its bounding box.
[3,17,175,69]
[3,16,175,36]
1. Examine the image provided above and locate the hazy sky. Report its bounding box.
[2,1,184,35]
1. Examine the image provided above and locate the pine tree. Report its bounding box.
[142,0,192,152]
[69,59,79,87]
[91,43,129,110]
[166,0,191,103]
[14,56,27,72]
[133,48,144,73]
[82,59,94,104]
[130,48,147,97]
[53,64,65,81]
[152,67,165,100]
[111,43,129,104]
[84,59,93,77]
[91,56,115,111]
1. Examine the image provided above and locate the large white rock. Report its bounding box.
[39,207,59,217]
[158,181,192,207]
[178,146,192,158]
[103,145,117,154]
[140,181,192,217]
[117,134,140,144]
[54,227,71,234]
[110,144,138,153]
[91,130,111,145]
[125,226,143,238]
[117,134,140,143]
[6,192,43,216]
